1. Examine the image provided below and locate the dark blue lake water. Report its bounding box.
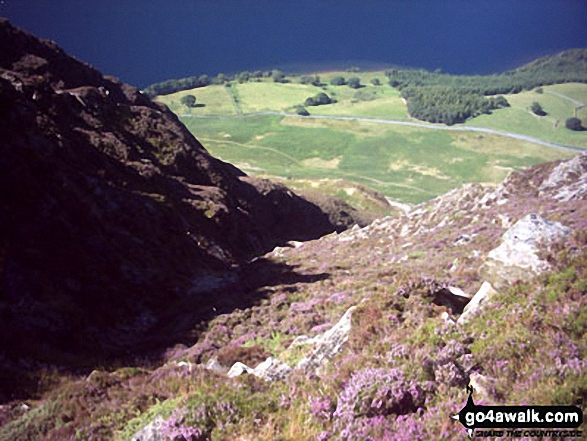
[3,0,587,88]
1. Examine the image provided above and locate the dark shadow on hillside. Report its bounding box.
[142,257,330,351]
[0,257,329,403]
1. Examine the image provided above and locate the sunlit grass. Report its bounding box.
[184,115,575,203]
[464,83,587,148]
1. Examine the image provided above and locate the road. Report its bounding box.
[178,112,585,153]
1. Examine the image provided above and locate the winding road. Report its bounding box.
[178,112,585,153]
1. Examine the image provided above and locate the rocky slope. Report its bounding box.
[1,19,586,441]
[1,151,585,440]
[0,18,338,391]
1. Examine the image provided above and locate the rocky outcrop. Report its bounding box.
[213,304,357,382]
[227,357,293,381]
[481,214,571,290]
[539,153,587,201]
[130,417,166,441]
[295,305,357,374]
[457,282,498,325]
[0,19,336,365]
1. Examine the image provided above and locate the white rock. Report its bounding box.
[289,335,317,347]
[296,305,357,374]
[440,311,456,325]
[131,416,166,441]
[482,214,571,289]
[253,357,292,381]
[539,154,587,201]
[203,357,225,374]
[469,372,499,403]
[458,282,498,325]
[227,362,255,378]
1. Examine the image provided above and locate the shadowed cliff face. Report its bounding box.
[0,19,335,365]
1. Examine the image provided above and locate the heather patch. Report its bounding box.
[3,149,587,439]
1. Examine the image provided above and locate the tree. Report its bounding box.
[347,77,362,89]
[304,92,332,106]
[299,75,321,86]
[212,73,226,85]
[531,101,546,116]
[180,94,196,107]
[293,105,309,116]
[271,70,285,83]
[330,76,346,86]
[371,78,381,86]
[236,71,250,83]
[565,117,584,131]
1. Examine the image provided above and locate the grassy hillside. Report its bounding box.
[182,114,575,204]
[155,85,236,115]
[464,83,587,147]
[156,75,586,204]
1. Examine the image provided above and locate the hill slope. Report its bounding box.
[0,19,337,377]
[2,152,585,440]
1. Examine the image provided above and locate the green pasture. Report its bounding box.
[157,75,585,204]
[183,114,576,204]
[155,85,236,115]
[235,82,323,113]
[464,83,587,148]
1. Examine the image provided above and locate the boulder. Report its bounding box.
[469,372,500,403]
[226,362,255,378]
[481,214,571,290]
[226,356,292,381]
[296,305,357,374]
[130,416,166,441]
[209,304,358,383]
[538,154,587,201]
[457,282,498,325]
[253,357,293,381]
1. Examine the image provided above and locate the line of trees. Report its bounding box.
[386,48,587,125]
[143,69,291,97]
[403,86,510,125]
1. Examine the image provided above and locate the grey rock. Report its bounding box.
[458,281,498,325]
[481,214,571,290]
[253,357,293,381]
[130,416,166,441]
[539,154,587,201]
[469,372,500,403]
[216,305,358,381]
[203,357,225,374]
[296,305,356,374]
[226,362,255,378]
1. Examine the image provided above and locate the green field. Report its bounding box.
[156,85,236,115]
[182,114,576,204]
[157,75,585,204]
[464,83,587,148]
